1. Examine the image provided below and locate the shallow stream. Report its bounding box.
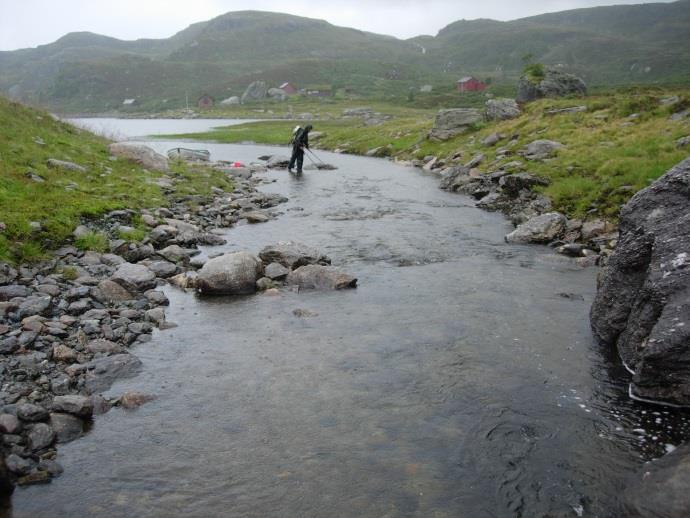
[9,124,690,517]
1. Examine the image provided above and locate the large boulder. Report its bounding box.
[429,109,482,141]
[485,98,521,121]
[590,158,690,405]
[505,212,566,244]
[220,96,240,105]
[286,265,357,290]
[259,242,331,270]
[197,252,262,295]
[241,81,267,103]
[108,143,169,172]
[516,68,587,103]
[619,444,690,517]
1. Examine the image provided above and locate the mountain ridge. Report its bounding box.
[1,2,688,111]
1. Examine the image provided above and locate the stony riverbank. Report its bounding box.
[0,153,291,491]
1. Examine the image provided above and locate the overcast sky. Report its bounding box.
[0,0,676,51]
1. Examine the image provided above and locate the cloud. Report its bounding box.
[0,0,675,50]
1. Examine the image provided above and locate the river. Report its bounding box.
[9,120,690,517]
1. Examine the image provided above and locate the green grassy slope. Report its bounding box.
[0,97,232,263]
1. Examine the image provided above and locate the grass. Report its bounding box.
[75,231,109,252]
[170,86,690,221]
[0,97,234,264]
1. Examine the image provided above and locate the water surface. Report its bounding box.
[9,133,690,517]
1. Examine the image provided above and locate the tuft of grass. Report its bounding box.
[117,228,147,242]
[75,231,109,252]
[523,63,546,83]
[59,266,79,281]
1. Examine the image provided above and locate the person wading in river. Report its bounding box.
[288,124,312,175]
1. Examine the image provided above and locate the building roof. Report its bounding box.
[280,82,293,89]
[458,76,477,83]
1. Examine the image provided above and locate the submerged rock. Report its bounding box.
[286,265,357,291]
[49,413,85,443]
[84,354,143,394]
[259,242,331,270]
[620,444,690,517]
[591,157,690,405]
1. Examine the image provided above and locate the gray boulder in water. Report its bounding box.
[197,252,263,295]
[505,212,566,244]
[286,265,357,290]
[591,158,690,405]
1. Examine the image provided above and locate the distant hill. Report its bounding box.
[1,2,689,112]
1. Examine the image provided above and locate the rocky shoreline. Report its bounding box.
[0,144,361,494]
[397,147,618,268]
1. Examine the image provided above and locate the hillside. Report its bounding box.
[0,97,231,263]
[1,2,689,112]
[169,87,690,221]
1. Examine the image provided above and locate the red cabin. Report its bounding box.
[279,82,297,95]
[197,94,215,108]
[457,77,487,93]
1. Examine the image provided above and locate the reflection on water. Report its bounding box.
[9,139,690,517]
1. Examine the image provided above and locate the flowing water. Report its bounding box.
[8,123,690,517]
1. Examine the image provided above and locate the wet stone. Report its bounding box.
[0,285,30,301]
[86,339,122,356]
[51,395,94,418]
[144,290,169,306]
[0,414,22,434]
[5,454,34,476]
[17,471,51,486]
[27,423,55,451]
[264,262,290,280]
[84,354,143,394]
[17,296,51,319]
[16,404,49,422]
[38,459,64,476]
[49,413,85,443]
[67,298,93,315]
[52,345,77,363]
